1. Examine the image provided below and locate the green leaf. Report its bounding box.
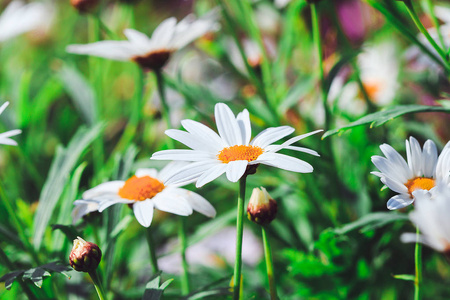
[33,124,104,249]
[333,212,409,235]
[323,105,450,138]
[142,274,173,300]
[186,288,232,299]
[0,270,25,290]
[51,224,81,243]
[22,268,51,288]
[393,274,416,282]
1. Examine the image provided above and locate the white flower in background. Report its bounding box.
[0,0,54,43]
[405,6,450,72]
[371,137,450,210]
[227,37,276,74]
[158,226,263,274]
[401,185,450,253]
[66,13,218,70]
[275,0,291,8]
[151,103,322,187]
[72,163,216,227]
[0,102,21,146]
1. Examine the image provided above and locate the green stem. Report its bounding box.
[414,226,422,300]
[0,247,37,300]
[155,69,175,149]
[262,227,277,300]
[310,3,331,131]
[178,217,190,295]
[233,176,247,300]
[403,0,450,70]
[88,270,106,300]
[145,227,160,274]
[424,0,446,50]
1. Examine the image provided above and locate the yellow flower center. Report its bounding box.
[118,176,165,201]
[217,145,263,163]
[405,177,435,197]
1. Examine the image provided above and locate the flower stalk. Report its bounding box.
[262,227,277,300]
[145,227,160,274]
[88,269,106,300]
[414,226,422,300]
[233,176,247,300]
[178,217,190,295]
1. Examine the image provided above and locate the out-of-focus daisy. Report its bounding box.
[0,102,21,146]
[401,185,450,253]
[151,103,322,187]
[73,163,216,227]
[227,37,276,74]
[0,0,53,43]
[371,137,450,210]
[158,226,263,274]
[66,13,218,70]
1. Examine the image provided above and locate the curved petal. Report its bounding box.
[422,139,438,178]
[236,109,251,145]
[123,28,150,46]
[371,156,409,184]
[380,176,408,194]
[256,152,313,173]
[436,141,450,182]
[196,163,227,188]
[66,41,138,61]
[0,129,21,139]
[265,129,323,153]
[164,160,219,186]
[151,149,215,161]
[250,126,294,149]
[133,200,154,227]
[98,198,134,212]
[176,189,216,217]
[151,17,177,48]
[165,129,216,152]
[215,103,243,146]
[152,190,193,216]
[82,181,124,199]
[406,137,423,177]
[386,194,414,210]
[380,143,412,180]
[0,102,9,115]
[225,160,248,182]
[181,119,225,151]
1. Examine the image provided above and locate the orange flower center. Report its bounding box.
[405,177,435,197]
[363,80,382,101]
[217,145,263,163]
[118,176,165,201]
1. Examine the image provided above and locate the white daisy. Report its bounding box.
[0,0,53,43]
[66,13,218,70]
[151,103,322,187]
[371,136,450,210]
[72,163,216,227]
[0,102,21,146]
[401,185,450,253]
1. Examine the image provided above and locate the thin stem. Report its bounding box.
[310,3,331,131]
[0,247,37,300]
[424,0,446,50]
[88,270,106,300]
[155,69,175,150]
[178,217,190,295]
[233,176,247,300]
[403,0,450,70]
[145,227,160,274]
[261,227,277,300]
[414,226,422,300]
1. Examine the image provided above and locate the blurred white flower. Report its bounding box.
[67,13,218,70]
[227,38,276,74]
[401,185,450,253]
[72,163,216,227]
[275,0,291,9]
[371,137,450,210]
[152,103,322,187]
[158,226,263,274]
[0,0,54,43]
[0,102,21,146]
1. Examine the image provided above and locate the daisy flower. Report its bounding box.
[401,185,450,253]
[73,163,216,227]
[0,102,21,146]
[0,0,53,43]
[151,103,322,187]
[371,136,450,210]
[66,13,218,70]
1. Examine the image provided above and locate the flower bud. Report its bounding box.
[70,0,99,14]
[69,237,102,272]
[247,187,277,225]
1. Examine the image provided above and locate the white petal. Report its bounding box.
[82,181,125,199]
[135,168,159,178]
[195,163,227,188]
[251,126,294,149]
[225,160,248,182]
[152,190,193,216]
[380,143,412,180]
[380,176,408,194]
[256,152,313,173]
[407,137,423,177]
[0,138,18,146]
[266,145,320,156]
[98,198,135,212]
[0,102,9,115]
[236,109,251,145]
[159,161,190,183]
[66,41,138,61]
[265,129,323,153]
[371,156,408,183]
[133,200,154,227]
[151,149,215,161]
[72,200,100,223]
[422,140,438,178]
[164,160,219,186]
[0,129,21,139]
[165,129,215,152]
[386,194,414,210]
[215,103,243,146]
[173,188,216,217]
[181,119,225,152]
[151,17,177,48]
[123,28,150,46]
[436,141,450,182]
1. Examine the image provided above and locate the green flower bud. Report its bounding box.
[69,237,102,272]
[247,187,277,225]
